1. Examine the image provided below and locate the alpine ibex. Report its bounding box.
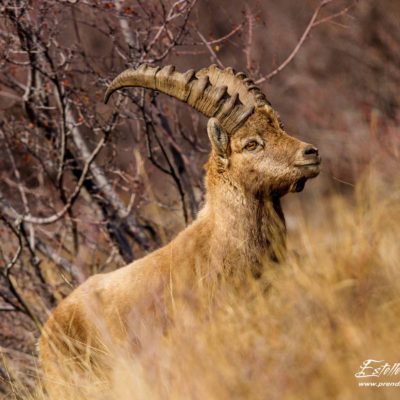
[39,64,320,393]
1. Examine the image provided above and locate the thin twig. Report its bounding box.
[196,29,225,68]
[0,217,23,275]
[0,216,42,329]
[312,4,354,27]
[1,129,36,248]
[146,0,197,63]
[207,23,243,45]
[256,0,337,84]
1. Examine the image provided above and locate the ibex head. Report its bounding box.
[105,64,320,197]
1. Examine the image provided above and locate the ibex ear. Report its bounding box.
[207,118,229,161]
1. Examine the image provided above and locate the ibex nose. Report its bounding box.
[294,144,321,168]
[303,145,319,157]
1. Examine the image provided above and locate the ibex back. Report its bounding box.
[39,64,321,395]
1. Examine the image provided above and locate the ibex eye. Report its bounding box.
[244,141,259,151]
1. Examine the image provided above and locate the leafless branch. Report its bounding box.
[0,129,108,225]
[256,0,346,84]
[141,106,189,224]
[0,217,23,275]
[196,29,225,68]
[207,23,243,45]
[0,216,42,329]
[312,4,354,27]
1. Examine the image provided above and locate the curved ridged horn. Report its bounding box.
[105,64,271,134]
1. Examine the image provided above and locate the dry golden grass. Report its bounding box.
[2,167,400,400]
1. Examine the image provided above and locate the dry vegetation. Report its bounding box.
[6,172,400,400]
[1,0,400,399]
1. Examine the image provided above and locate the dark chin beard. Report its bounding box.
[268,177,308,197]
[293,177,307,192]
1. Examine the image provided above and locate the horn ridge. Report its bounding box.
[105,64,270,133]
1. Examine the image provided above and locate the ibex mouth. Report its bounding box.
[293,157,321,167]
[292,161,320,186]
[294,156,321,180]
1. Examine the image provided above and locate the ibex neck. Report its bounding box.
[204,180,286,275]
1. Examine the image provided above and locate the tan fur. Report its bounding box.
[39,68,321,396]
